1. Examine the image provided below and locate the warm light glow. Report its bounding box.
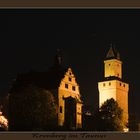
[104,59,122,79]
[123,127,129,132]
[0,111,8,130]
[98,52,129,127]
[58,68,82,129]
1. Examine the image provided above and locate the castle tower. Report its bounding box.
[98,44,129,127]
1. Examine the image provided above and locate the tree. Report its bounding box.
[9,84,58,131]
[94,98,124,131]
[0,111,8,131]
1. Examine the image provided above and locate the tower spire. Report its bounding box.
[54,49,62,66]
[106,43,120,60]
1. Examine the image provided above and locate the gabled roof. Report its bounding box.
[40,65,68,89]
[106,44,120,60]
[10,65,68,94]
[10,50,69,94]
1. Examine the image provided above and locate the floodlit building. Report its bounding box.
[58,67,83,129]
[98,45,129,128]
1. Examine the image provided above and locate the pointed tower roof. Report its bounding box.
[106,43,120,60]
[54,49,62,66]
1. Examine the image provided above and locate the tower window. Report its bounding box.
[109,64,111,66]
[103,83,106,87]
[109,82,111,86]
[72,86,76,91]
[69,77,72,82]
[65,84,68,89]
[69,72,72,75]
[60,106,62,113]
[120,83,122,86]
[123,84,125,87]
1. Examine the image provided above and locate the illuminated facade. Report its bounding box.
[58,68,82,129]
[98,45,129,126]
[54,50,83,129]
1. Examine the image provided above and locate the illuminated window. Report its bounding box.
[109,82,111,86]
[60,106,62,113]
[69,77,72,82]
[72,86,76,91]
[103,83,105,87]
[65,84,68,89]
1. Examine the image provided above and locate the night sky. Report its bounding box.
[0,9,140,121]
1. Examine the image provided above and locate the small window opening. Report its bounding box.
[65,84,68,89]
[60,106,62,113]
[72,86,76,91]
